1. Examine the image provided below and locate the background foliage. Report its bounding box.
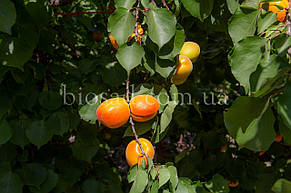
[0,0,290,192]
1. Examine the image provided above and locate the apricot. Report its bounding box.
[96,98,130,129]
[275,133,283,142]
[180,42,200,62]
[220,145,228,152]
[268,0,288,22]
[172,55,193,85]
[109,35,119,50]
[129,95,160,122]
[227,180,239,188]
[125,138,155,167]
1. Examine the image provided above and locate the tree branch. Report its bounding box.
[126,76,146,156]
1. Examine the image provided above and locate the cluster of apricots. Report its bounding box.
[260,0,289,22]
[96,95,159,167]
[109,23,144,50]
[172,41,200,85]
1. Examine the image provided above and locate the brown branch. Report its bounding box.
[269,87,285,100]
[162,0,170,10]
[126,76,146,156]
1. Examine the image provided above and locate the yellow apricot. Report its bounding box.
[180,42,200,62]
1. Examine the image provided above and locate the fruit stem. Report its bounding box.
[126,76,146,156]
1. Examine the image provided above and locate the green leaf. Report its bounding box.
[170,84,179,104]
[160,101,177,134]
[116,43,145,74]
[79,94,102,124]
[108,8,135,46]
[181,0,214,21]
[101,61,127,87]
[39,91,62,111]
[224,96,276,151]
[258,12,277,34]
[26,120,53,148]
[0,120,12,145]
[272,179,291,193]
[226,0,239,14]
[158,88,169,113]
[150,180,159,193]
[128,165,138,183]
[46,111,69,136]
[229,37,266,93]
[0,23,39,70]
[250,54,280,93]
[168,166,178,191]
[0,0,16,34]
[205,174,229,193]
[26,2,50,29]
[82,178,105,193]
[123,120,154,137]
[114,0,136,9]
[129,167,148,193]
[30,170,58,193]
[277,82,291,129]
[159,168,171,188]
[147,8,177,49]
[0,91,12,119]
[280,118,291,145]
[0,171,23,193]
[159,29,186,61]
[21,163,47,187]
[10,119,30,149]
[228,8,259,43]
[72,142,99,162]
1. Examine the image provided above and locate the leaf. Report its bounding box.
[277,82,291,129]
[0,23,39,70]
[224,96,276,151]
[26,120,53,148]
[0,120,13,145]
[114,0,136,9]
[181,0,214,21]
[147,8,177,49]
[159,168,171,188]
[170,84,179,104]
[21,163,47,187]
[229,37,266,93]
[272,179,291,193]
[108,8,135,46]
[0,0,16,34]
[123,120,154,137]
[29,170,58,193]
[101,61,127,87]
[159,29,186,61]
[39,91,62,111]
[79,94,102,124]
[26,2,50,29]
[116,43,145,74]
[160,101,177,134]
[72,142,99,162]
[205,174,229,193]
[128,165,138,183]
[82,179,105,193]
[258,12,277,34]
[10,119,30,149]
[129,168,148,193]
[158,88,169,113]
[0,171,23,193]
[168,166,178,191]
[0,91,12,119]
[150,180,159,193]
[226,0,239,14]
[228,8,259,43]
[45,111,70,136]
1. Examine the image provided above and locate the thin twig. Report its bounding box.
[162,0,169,10]
[126,76,146,156]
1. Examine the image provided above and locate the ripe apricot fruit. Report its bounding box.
[227,180,239,188]
[172,55,193,85]
[109,35,119,50]
[275,133,283,142]
[220,145,228,152]
[125,138,155,167]
[129,95,160,122]
[268,0,288,22]
[180,41,200,62]
[96,98,130,129]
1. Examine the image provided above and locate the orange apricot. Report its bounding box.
[129,95,160,122]
[109,35,119,50]
[220,145,228,152]
[268,0,288,22]
[96,98,130,129]
[125,138,155,167]
[275,133,283,142]
[180,42,200,62]
[227,180,239,188]
[172,55,193,85]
